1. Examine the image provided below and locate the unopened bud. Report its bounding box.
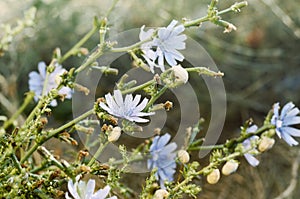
[79,48,89,56]
[177,150,190,164]
[78,150,89,161]
[108,126,121,142]
[222,160,239,176]
[173,64,189,84]
[153,189,169,199]
[258,137,275,152]
[207,169,220,184]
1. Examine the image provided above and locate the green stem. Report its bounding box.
[105,0,119,18]
[37,146,73,177]
[75,44,105,74]
[183,1,248,28]
[3,92,34,129]
[48,109,94,140]
[186,67,224,77]
[121,79,156,95]
[87,141,109,167]
[183,16,210,27]
[11,153,22,173]
[30,162,48,173]
[60,26,98,63]
[188,144,224,151]
[110,37,154,53]
[24,98,44,127]
[105,153,146,166]
[217,1,248,15]
[21,109,94,164]
[144,85,168,111]
[20,143,38,164]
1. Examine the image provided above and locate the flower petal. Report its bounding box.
[113,90,124,108]
[283,116,300,126]
[85,179,96,198]
[156,134,171,149]
[37,62,47,78]
[244,153,259,167]
[280,102,294,120]
[67,180,80,199]
[93,185,110,199]
[281,127,300,137]
[281,132,299,146]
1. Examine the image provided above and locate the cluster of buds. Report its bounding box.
[206,128,276,184]
[206,160,239,184]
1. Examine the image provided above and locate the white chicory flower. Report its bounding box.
[65,176,117,199]
[140,20,187,72]
[28,61,72,107]
[271,102,300,146]
[100,90,155,123]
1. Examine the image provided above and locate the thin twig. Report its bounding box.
[274,150,300,199]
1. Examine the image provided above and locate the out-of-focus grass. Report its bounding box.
[1,0,300,198]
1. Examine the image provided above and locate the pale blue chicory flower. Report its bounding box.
[139,20,187,72]
[147,133,177,189]
[271,102,300,146]
[242,125,260,167]
[28,61,72,106]
[65,176,117,199]
[99,90,154,123]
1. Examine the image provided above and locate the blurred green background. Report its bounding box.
[1,0,300,198]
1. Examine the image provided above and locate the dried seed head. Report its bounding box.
[163,101,173,111]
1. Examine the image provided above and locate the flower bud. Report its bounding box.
[153,189,169,199]
[207,169,220,184]
[177,149,190,164]
[173,64,189,84]
[258,136,275,152]
[108,126,121,142]
[222,160,239,176]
